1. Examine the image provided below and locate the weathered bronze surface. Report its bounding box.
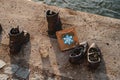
[9,27,30,54]
[87,43,101,69]
[69,41,88,64]
[46,10,62,38]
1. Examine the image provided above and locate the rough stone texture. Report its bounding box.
[0,0,120,80]
[15,68,30,79]
[0,74,9,80]
[0,60,6,69]
[11,78,19,80]
[31,72,44,80]
[47,77,54,80]
[4,64,19,74]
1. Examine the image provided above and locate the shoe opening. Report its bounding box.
[47,10,56,15]
[10,28,20,34]
[71,46,84,56]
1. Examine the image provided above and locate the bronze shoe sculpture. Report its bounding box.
[87,43,101,69]
[69,41,88,64]
[9,26,30,54]
[46,10,62,38]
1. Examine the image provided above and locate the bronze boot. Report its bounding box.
[9,27,30,54]
[46,10,62,38]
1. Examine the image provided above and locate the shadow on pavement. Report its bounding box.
[9,41,31,80]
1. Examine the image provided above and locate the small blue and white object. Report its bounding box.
[63,34,74,45]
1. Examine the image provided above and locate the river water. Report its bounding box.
[32,0,120,19]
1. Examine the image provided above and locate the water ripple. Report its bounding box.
[32,0,120,19]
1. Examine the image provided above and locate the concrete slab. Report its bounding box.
[0,0,120,80]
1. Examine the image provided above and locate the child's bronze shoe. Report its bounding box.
[87,43,101,69]
[69,41,88,64]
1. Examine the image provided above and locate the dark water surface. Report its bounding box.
[32,0,120,19]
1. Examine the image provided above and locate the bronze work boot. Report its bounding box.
[9,27,30,54]
[46,10,62,38]
[87,43,101,69]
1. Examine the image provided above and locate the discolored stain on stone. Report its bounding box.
[106,43,109,46]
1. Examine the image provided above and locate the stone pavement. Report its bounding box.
[0,0,120,80]
[0,60,30,80]
[0,61,72,80]
[0,74,9,80]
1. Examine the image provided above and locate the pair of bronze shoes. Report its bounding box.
[69,42,101,69]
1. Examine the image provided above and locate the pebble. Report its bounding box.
[0,60,6,69]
